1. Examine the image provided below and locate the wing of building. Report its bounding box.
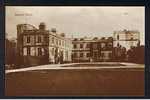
[72,37,113,62]
[17,23,72,66]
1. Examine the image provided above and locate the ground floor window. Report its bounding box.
[27,47,30,55]
[80,53,83,57]
[52,48,55,56]
[38,48,42,56]
[74,52,77,58]
[87,53,90,57]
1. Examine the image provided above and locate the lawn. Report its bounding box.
[5,68,144,96]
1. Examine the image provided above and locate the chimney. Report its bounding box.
[39,22,46,30]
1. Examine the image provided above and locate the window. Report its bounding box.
[80,44,83,48]
[27,36,30,43]
[52,48,55,56]
[74,38,78,41]
[101,53,104,57]
[37,36,42,43]
[56,39,58,45]
[59,40,61,45]
[66,51,68,59]
[86,44,90,48]
[38,48,42,56]
[74,44,77,48]
[130,37,133,40]
[44,36,47,43]
[93,44,97,49]
[87,53,90,57]
[94,52,97,57]
[74,53,77,58]
[109,53,112,58]
[80,53,83,57]
[101,43,105,48]
[52,37,54,44]
[117,43,120,47]
[23,48,27,56]
[80,38,84,41]
[27,47,30,55]
[62,41,64,46]
[117,35,119,40]
[108,43,112,48]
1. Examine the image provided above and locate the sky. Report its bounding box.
[6,6,145,44]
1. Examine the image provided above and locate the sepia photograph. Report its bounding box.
[5,6,145,96]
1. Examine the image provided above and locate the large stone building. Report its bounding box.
[48,28,72,64]
[17,23,72,66]
[113,29,140,50]
[72,37,113,62]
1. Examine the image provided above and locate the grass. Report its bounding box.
[5,68,144,96]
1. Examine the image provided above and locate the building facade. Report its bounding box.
[72,38,91,62]
[48,28,72,64]
[113,29,140,50]
[72,37,113,62]
[17,23,72,66]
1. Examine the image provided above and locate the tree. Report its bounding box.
[5,38,17,69]
[113,45,127,62]
[127,45,144,64]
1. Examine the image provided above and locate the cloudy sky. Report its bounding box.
[6,6,145,44]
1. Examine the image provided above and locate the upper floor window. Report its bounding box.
[80,44,83,48]
[93,52,98,58]
[52,37,54,44]
[86,44,90,48]
[56,39,58,45]
[87,53,90,57]
[130,37,133,40]
[37,36,42,43]
[108,43,112,48]
[117,35,119,40]
[117,43,120,47]
[80,53,83,57]
[62,41,64,46]
[74,44,77,48]
[59,40,61,46]
[93,44,97,49]
[44,36,47,43]
[66,51,68,59]
[74,38,78,41]
[27,36,30,43]
[101,43,105,48]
